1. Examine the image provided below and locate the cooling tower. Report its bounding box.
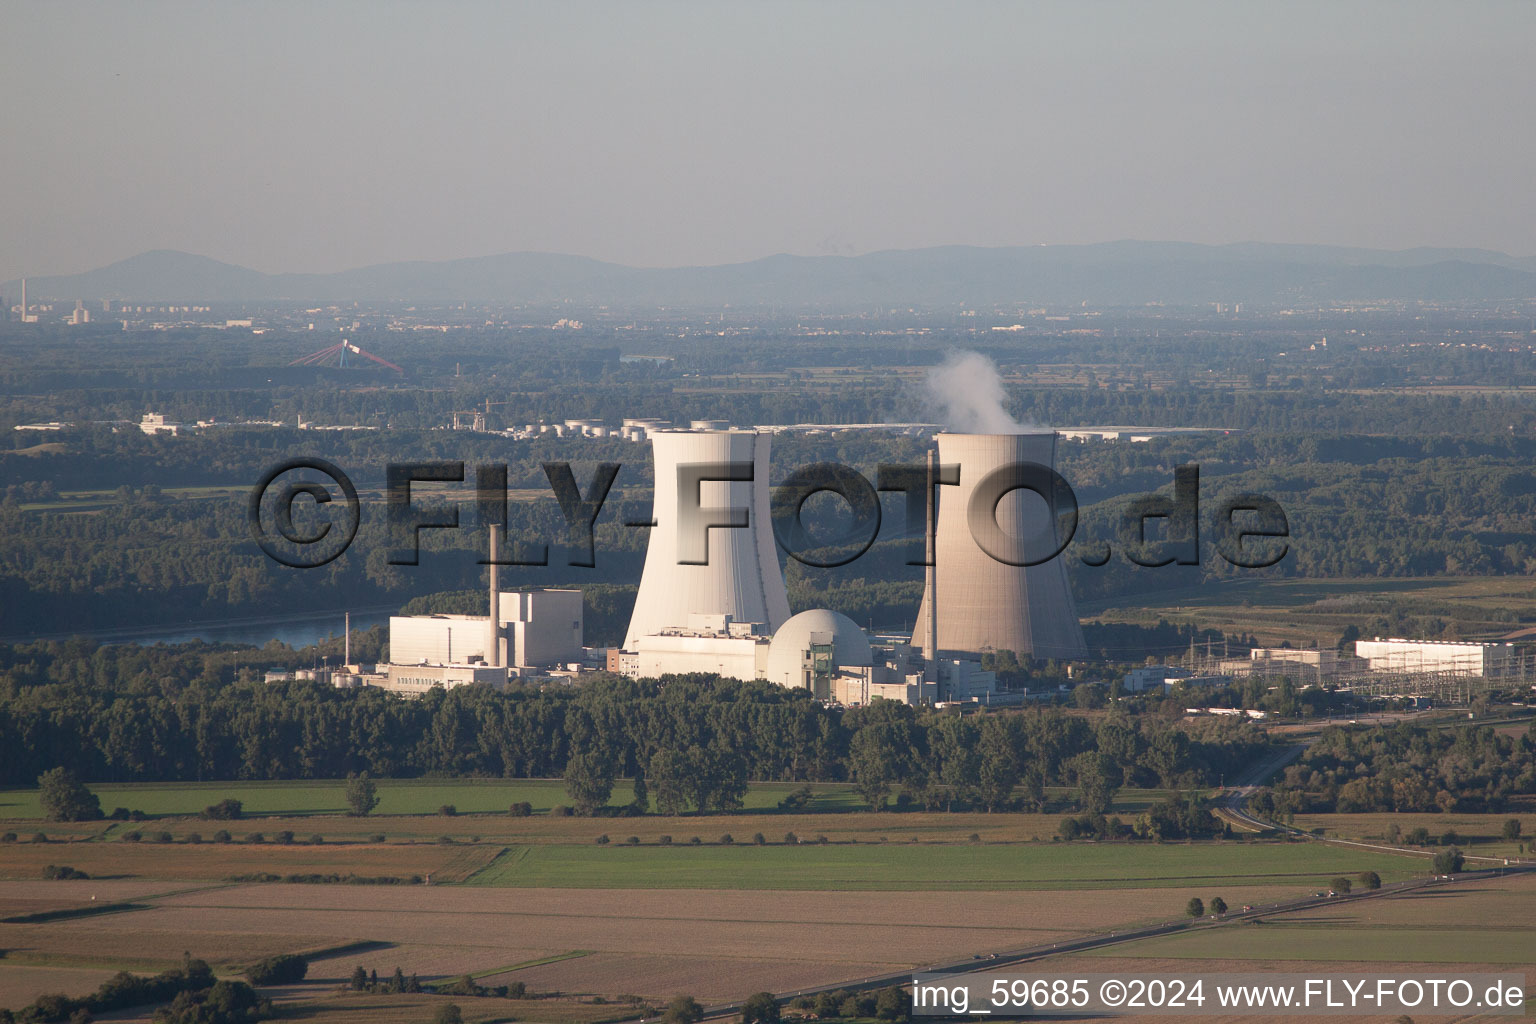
[913,432,1087,661]
[624,430,792,650]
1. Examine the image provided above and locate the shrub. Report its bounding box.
[43,864,89,880]
[719,834,734,845]
[0,832,16,843]
[154,831,174,844]
[1433,846,1465,874]
[274,831,294,845]
[753,832,766,845]
[438,805,457,817]
[433,1004,463,1024]
[122,830,142,842]
[509,801,533,817]
[814,834,828,845]
[688,836,702,845]
[128,809,146,822]
[245,953,308,985]
[186,833,202,845]
[1440,829,1460,847]
[369,833,385,843]
[437,836,455,845]
[595,834,610,845]
[1406,826,1431,845]
[658,835,672,845]
[783,832,798,845]
[969,832,982,844]
[32,832,48,844]
[308,834,324,845]
[552,804,573,817]
[213,830,232,844]
[243,833,265,844]
[625,835,640,845]
[202,799,243,821]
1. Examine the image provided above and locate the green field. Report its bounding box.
[463,841,1425,891]
[0,779,1182,821]
[1089,923,1535,964]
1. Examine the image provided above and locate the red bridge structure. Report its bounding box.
[290,339,404,373]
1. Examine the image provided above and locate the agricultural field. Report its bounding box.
[0,778,1187,821]
[1082,574,1536,648]
[1292,812,1531,861]
[0,836,501,884]
[465,841,1425,891]
[0,880,1317,1007]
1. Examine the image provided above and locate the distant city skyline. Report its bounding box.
[3,0,1534,285]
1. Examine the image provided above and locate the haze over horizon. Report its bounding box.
[4,0,1534,285]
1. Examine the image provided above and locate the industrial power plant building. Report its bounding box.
[623,429,791,650]
[911,432,1087,662]
[371,588,585,696]
[1354,638,1517,678]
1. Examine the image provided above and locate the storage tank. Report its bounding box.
[624,430,791,649]
[912,432,1086,660]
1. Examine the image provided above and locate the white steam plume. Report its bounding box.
[924,350,1034,433]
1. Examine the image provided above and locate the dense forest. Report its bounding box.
[5,308,1536,646]
[0,640,1266,810]
[1257,720,1536,816]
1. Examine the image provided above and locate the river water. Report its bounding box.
[5,608,395,650]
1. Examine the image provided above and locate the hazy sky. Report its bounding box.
[3,1,1533,282]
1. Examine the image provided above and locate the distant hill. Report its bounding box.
[7,241,1535,307]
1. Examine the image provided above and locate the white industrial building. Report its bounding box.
[1248,647,1340,680]
[389,589,582,671]
[1354,638,1517,678]
[609,608,948,706]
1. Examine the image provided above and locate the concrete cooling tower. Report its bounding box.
[912,432,1087,661]
[624,429,792,650]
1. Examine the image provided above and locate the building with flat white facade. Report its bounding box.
[503,589,583,668]
[1354,638,1516,678]
[629,614,771,682]
[1249,647,1340,680]
[389,614,487,666]
[381,663,507,696]
[389,589,584,670]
